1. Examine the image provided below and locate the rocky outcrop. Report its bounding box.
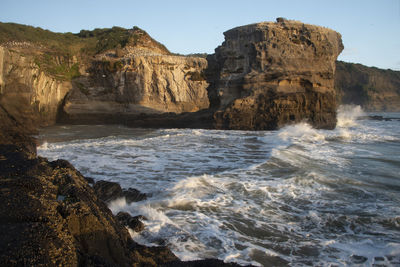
[93,180,147,204]
[207,18,343,130]
[0,144,179,266]
[60,54,209,124]
[335,61,400,111]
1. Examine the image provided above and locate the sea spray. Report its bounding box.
[336,104,365,128]
[37,108,400,266]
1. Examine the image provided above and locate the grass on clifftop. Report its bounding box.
[0,22,169,55]
[0,22,170,80]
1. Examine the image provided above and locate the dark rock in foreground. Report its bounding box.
[162,259,253,267]
[0,144,177,266]
[93,180,147,203]
[0,102,250,266]
[116,212,146,233]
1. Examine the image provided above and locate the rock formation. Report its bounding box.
[207,18,343,130]
[0,45,72,126]
[0,24,210,127]
[0,143,179,266]
[61,54,209,124]
[335,61,400,111]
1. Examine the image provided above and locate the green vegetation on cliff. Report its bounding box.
[0,22,170,80]
[0,22,169,55]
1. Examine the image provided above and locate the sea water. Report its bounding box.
[37,106,400,266]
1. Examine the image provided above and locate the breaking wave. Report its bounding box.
[37,106,400,266]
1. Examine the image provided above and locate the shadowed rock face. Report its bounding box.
[335,61,400,111]
[207,18,343,130]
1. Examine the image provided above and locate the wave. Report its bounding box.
[36,109,400,266]
[336,104,365,127]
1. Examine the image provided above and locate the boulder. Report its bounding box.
[124,187,147,202]
[93,180,123,203]
[116,211,146,232]
[93,180,147,204]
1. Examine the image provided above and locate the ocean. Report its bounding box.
[37,106,400,266]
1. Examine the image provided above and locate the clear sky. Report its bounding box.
[1,0,399,70]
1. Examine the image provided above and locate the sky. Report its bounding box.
[1,0,399,70]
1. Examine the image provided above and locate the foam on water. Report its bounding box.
[37,106,400,266]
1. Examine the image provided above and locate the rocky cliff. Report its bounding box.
[0,45,72,126]
[207,18,343,130]
[335,61,400,111]
[0,23,209,127]
[61,54,209,124]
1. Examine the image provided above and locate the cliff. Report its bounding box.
[0,45,72,126]
[61,54,209,123]
[0,23,209,127]
[335,61,400,111]
[207,18,343,130]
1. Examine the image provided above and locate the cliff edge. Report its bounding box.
[207,18,343,130]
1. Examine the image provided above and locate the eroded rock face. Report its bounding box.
[60,54,209,123]
[0,46,72,126]
[208,18,343,130]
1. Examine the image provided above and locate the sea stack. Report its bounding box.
[207,18,344,130]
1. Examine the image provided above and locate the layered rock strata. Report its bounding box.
[61,54,209,123]
[0,25,210,128]
[0,46,71,126]
[207,18,343,130]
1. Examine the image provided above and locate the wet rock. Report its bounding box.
[162,259,252,266]
[84,176,95,184]
[93,180,123,202]
[0,144,179,266]
[351,255,368,264]
[123,187,147,202]
[116,211,146,232]
[93,180,147,204]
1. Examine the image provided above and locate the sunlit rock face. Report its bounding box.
[62,54,209,121]
[0,46,71,126]
[207,18,343,130]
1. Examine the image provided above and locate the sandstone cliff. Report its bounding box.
[207,18,343,130]
[335,61,400,111]
[61,54,209,123]
[0,23,210,127]
[0,45,72,126]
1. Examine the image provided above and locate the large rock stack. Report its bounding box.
[207,18,343,130]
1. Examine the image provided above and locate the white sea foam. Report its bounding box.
[36,112,400,266]
[336,104,365,128]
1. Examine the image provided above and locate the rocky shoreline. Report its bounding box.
[0,137,248,266]
[0,99,248,265]
[3,17,396,266]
